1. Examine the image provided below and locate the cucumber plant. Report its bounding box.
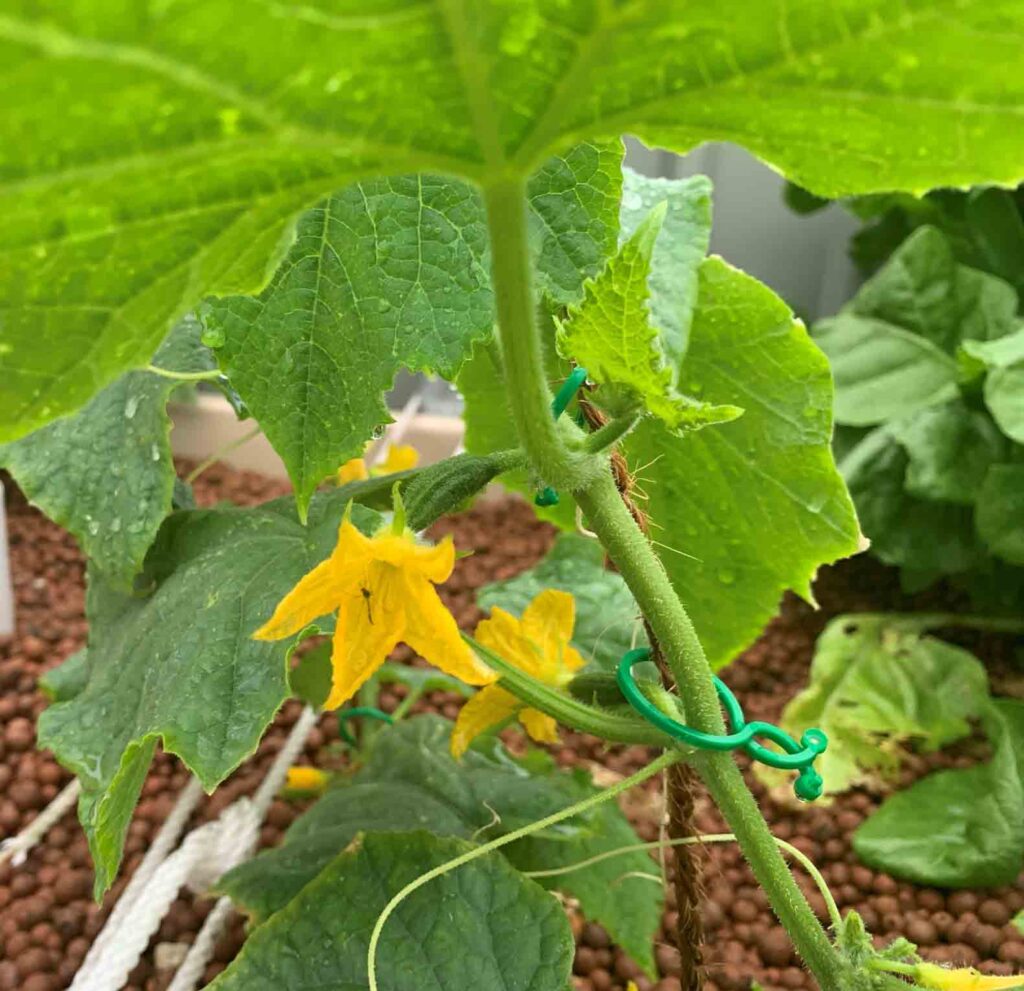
[2,3,1023,990]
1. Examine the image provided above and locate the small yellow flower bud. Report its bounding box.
[285,766,330,794]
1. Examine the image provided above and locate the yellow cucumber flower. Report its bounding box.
[451,589,584,758]
[337,457,370,484]
[254,510,492,709]
[915,964,1023,990]
[378,444,418,474]
[337,443,419,484]
[285,766,330,793]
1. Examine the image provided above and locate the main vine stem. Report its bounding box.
[483,176,847,989]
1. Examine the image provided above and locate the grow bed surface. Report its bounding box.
[0,464,1021,991]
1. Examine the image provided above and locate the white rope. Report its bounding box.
[70,776,205,991]
[164,897,234,991]
[0,777,81,867]
[163,706,319,991]
[71,707,319,991]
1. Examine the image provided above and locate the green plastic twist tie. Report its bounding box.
[617,648,827,801]
[533,367,589,508]
[337,706,394,746]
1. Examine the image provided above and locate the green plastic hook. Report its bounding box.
[616,648,827,801]
[337,706,394,747]
[533,367,589,508]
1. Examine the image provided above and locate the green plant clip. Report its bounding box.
[337,706,394,747]
[616,648,827,801]
[533,367,589,508]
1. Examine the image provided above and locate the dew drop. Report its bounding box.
[717,569,736,585]
[125,395,140,419]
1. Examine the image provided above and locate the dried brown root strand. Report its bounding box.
[576,381,707,990]
[646,623,707,991]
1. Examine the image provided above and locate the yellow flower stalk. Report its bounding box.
[337,443,419,484]
[451,589,584,758]
[914,964,1023,990]
[254,508,492,709]
[285,766,330,793]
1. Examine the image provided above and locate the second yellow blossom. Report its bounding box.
[451,589,584,758]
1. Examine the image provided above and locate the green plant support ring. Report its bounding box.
[337,706,394,747]
[617,648,827,801]
[533,366,589,508]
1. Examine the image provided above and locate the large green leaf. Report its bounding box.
[841,428,987,575]
[477,533,646,672]
[985,365,1024,443]
[38,494,381,896]
[202,177,493,515]
[769,615,991,795]
[623,257,859,668]
[557,202,739,430]
[5,1,1024,440]
[0,318,213,585]
[814,317,960,426]
[220,716,662,975]
[977,463,1024,565]
[38,648,90,704]
[204,145,620,515]
[846,226,1018,353]
[889,401,1007,505]
[815,226,1021,426]
[210,831,573,991]
[961,326,1024,370]
[854,700,1024,888]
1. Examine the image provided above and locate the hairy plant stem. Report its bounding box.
[483,175,847,990]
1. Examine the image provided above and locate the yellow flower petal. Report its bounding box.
[476,589,585,683]
[370,531,456,584]
[450,684,521,758]
[377,444,419,475]
[253,558,343,641]
[916,963,1024,990]
[519,707,559,745]
[476,606,548,679]
[521,588,575,655]
[402,571,494,687]
[324,562,405,709]
[521,589,586,682]
[338,458,369,484]
[285,766,329,793]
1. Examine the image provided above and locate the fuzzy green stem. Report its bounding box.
[483,177,596,492]
[577,471,843,985]
[366,749,681,991]
[484,175,848,989]
[582,411,641,453]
